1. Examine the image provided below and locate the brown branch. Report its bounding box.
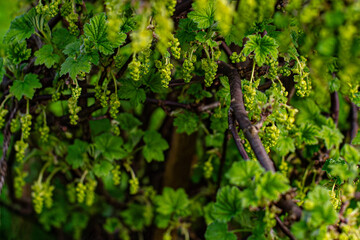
[330,91,339,126]
[173,0,193,16]
[349,102,358,144]
[228,108,249,160]
[217,61,275,171]
[275,215,296,240]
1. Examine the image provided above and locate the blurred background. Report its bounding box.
[0,1,25,56]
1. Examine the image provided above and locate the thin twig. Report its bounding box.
[275,215,296,240]
[228,108,249,160]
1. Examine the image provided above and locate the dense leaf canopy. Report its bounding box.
[0,0,359,239]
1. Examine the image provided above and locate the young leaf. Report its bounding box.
[188,0,215,29]
[142,130,169,162]
[52,28,76,50]
[84,13,125,55]
[243,35,278,66]
[319,125,343,149]
[226,161,263,187]
[93,161,113,177]
[212,186,242,222]
[94,133,126,161]
[66,139,89,169]
[155,187,189,216]
[297,123,320,145]
[34,45,60,68]
[60,54,92,80]
[275,135,295,156]
[10,73,42,100]
[205,222,237,240]
[255,172,290,203]
[118,78,146,106]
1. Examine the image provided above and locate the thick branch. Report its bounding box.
[228,108,249,160]
[218,61,275,171]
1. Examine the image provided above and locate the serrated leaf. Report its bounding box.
[142,130,169,162]
[297,123,320,145]
[243,35,278,66]
[84,13,125,55]
[93,161,113,177]
[255,171,290,203]
[205,222,236,240]
[319,125,343,149]
[117,113,142,130]
[52,28,76,50]
[94,133,126,161]
[212,186,242,222]
[63,40,81,57]
[10,73,42,100]
[66,139,89,169]
[173,111,199,135]
[155,187,189,216]
[34,45,60,68]
[3,9,35,44]
[226,161,263,187]
[118,78,146,106]
[275,135,295,156]
[341,144,360,164]
[303,186,338,227]
[176,18,198,45]
[7,41,31,65]
[188,0,215,29]
[60,55,91,80]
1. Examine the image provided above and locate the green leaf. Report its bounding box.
[84,13,125,55]
[103,217,121,233]
[66,139,89,169]
[121,203,152,231]
[94,133,126,161]
[188,0,215,29]
[205,222,236,240]
[93,161,113,177]
[341,144,360,164]
[117,113,142,131]
[352,130,360,145]
[10,73,42,100]
[7,41,31,65]
[52,28,76,50]
[3,9,35,44]
[297,123,320,145]
[255,172,290,203]
[118,78,146,106]
[303,186,338,227]
[226,161,263,187]
[63,40,81,57]
[176,18,198,45]
[275,135,295,156]
[173,111,199,135]
[212,186,242,222]
[34,45,60,68]
[243,35,278,66]
[60,54,92,80]
[142,130,169,162]
[155,187,189,216]
[319,125,343,149]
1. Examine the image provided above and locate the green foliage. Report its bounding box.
[1,0,360,239]
[10,73,42,100]
[34,45,60,68]
[242,35,278,66]
[142,130,169,162]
